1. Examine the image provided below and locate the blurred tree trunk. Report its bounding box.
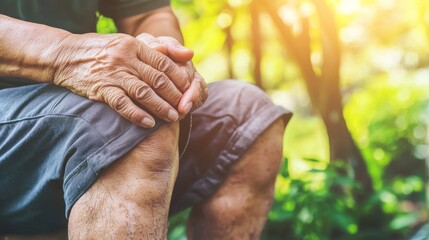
[254,0,382,231]
[224,4,235,79]
[225,23,234,79]
[250,0,264,90]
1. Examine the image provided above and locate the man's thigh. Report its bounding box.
[0,84,164,234]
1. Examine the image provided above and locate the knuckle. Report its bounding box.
[171,93,182,107]
[111,94,128,112]
[91,82,115,100]
[107,35,135,60]
[135,62,149,78]
[171,68,190,92]
[202,87,209,101]
[119,34,137,47]
[87,84,104,101]
[126,108,139,121]
[197,79,209,104]
[134,83,151,99]
[178,67,191,81]
[155,56,171,72]
[154,102,164,113]
[198,78,208,91]
[116,74,130,85]
[152,73,169,90]
[185,66,194,80]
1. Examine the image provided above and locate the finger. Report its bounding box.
[99,86,157,128]
[139,35,194,87]
[131,59,182,108]
[136,33,168,55]
[137,44,191,92]
[120,76,180,122]
[157,36,194,63]
[178,71,208,116]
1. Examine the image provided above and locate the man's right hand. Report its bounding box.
[137,34,209,118]
[52,33,193,128]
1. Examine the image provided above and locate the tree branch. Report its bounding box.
[258,0,321,102]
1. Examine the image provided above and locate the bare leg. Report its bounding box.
[186,119,285,240]
[68,122,179,240]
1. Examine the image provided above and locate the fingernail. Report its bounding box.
[168,109,179,122]
[141,118,155,128]
[184,102,193,114]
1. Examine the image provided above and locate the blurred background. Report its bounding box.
[99,0,429,239]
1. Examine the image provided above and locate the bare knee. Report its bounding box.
[92,121,180,203]
[230,118,285,193]
[69,122,180,239]
[118,121,180,177]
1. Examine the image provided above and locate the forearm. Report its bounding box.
[115,6,184,44]
[0,14,70,83]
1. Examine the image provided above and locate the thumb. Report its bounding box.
[136,33,168,54]
[157,36,194,63]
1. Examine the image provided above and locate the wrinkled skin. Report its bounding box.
[53,32,208,127]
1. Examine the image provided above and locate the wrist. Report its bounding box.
[42,31,74,83]
[49,32,101,87]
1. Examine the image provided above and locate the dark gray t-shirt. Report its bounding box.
[0,0,169,88]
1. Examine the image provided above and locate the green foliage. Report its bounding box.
[263,159,359,240]
[168,210,190,240]
[96,14,117,34]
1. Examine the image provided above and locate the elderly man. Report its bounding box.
[0,0,291,239]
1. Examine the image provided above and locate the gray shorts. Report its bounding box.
[0,80,291,234]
